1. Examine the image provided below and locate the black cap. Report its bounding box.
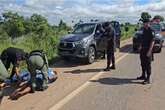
[103,22,110,27]
[143,19,150,23]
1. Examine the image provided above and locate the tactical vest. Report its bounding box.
[28,50,48,70]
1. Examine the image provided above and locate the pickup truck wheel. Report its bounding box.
[87,46,95,64]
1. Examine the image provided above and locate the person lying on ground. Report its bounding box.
[9,68,57,100]
[0,69,31,89]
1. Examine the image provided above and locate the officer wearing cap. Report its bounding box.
[26,50,49,92]
[103,22,116,71]
[137,19,155,84]
[1,47,27,80]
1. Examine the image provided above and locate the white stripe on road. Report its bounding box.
[49,53,129,110]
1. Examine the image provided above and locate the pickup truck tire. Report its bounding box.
[86,46,96,64]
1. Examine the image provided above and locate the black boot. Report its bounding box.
[137,75,146,80]
[110,64,115,69]
[137,68,146,80]
[143,71,151,84]
[142,78,150,85]
[104,67,110,71]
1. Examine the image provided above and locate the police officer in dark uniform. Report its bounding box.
[137,19,155,84]
[103,22,116,71]
[1,47,27,80]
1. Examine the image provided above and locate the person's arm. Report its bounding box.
[147,40,155,57]
[147,30,155,57]
[17,86,31,96]
[15,67,20,76]
[10,83,31,100]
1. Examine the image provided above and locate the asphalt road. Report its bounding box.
[1,39,165,110]
[59,45,165,110]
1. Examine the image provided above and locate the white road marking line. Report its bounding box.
[49,53,129,110]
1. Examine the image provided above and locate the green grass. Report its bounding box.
[121,25,136,41]
[0,30,68,61]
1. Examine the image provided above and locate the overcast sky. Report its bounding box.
[0,0,165,25]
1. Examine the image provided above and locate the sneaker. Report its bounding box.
[110,65,116,69]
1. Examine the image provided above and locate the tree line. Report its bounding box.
[0,11,70,39]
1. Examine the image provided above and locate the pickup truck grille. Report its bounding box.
[59,42,74,49]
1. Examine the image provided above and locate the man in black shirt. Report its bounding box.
[103,22,116,71]
[137,19,155,84]
[1,47,27,80]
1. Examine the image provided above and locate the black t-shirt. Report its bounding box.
[1,47,26,62]
[141,27,154,48]
[104,26,115,51]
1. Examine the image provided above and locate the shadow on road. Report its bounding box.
[50,57,102,68]
[90,77,142,85]
[64,68,103,74]
[50,59,89,68]
[120,44,138,54]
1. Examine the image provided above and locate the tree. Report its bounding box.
[120,23,124,27]
[140,12,151,22]
[58,19,67,29]
[125,22,130,26]
[2,11,25,38]
[153,15,164,22]
[30,14,49,36]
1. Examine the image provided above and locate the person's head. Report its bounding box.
[48,70,57,83]
[22,52,29,60]
[103,22,110,30]
[143,19,150,29]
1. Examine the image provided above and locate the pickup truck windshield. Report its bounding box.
[72,24,95,34]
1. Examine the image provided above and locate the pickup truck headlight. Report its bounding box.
[74,40,84,45]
